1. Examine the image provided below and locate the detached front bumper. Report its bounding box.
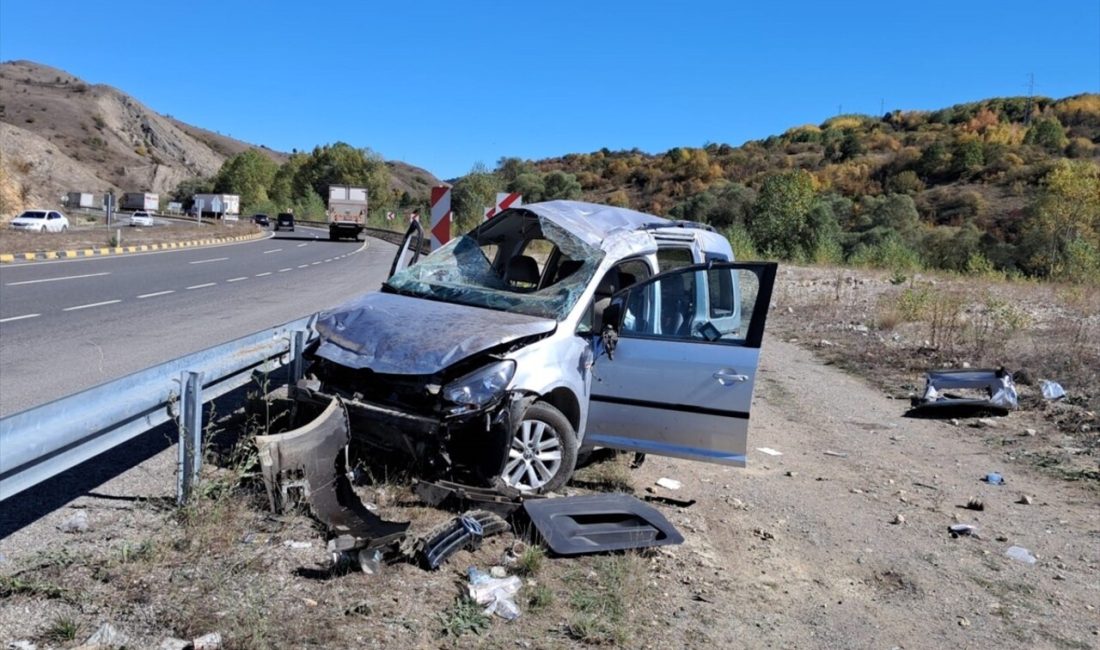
[293,385,525,485]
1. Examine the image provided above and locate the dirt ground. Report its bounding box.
[1,267,1098,649]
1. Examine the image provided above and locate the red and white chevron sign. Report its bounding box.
[429,186,452,250]
[484,192,523,220]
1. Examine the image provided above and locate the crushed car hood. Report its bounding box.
[314,291,557,374]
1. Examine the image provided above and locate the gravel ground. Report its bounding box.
[1,270,1098,649]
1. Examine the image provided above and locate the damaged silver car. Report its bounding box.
[293,200,777,493]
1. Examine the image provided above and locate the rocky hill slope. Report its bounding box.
[0,60,439,217]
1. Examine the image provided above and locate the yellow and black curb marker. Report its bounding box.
[0,231,266,264]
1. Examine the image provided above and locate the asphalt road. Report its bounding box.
[0,226,397,415]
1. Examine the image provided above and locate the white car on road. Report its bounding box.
[129,211,154,227]
[9,210,70,233]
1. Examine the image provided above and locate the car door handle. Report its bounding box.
[713,369,748,386]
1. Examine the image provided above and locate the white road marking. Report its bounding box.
[297,243,308,248]
[6,272,110,286]
[64,299,121,312]
[186,283,216,290]
[311,261,321,265]
[227,277,248,283]
[137,290,175,299]
[297,264,309,268]
[255,272,272,277]
[189,257,229,265]
[278,268,292,272]
[263,249,282,254]
[0,313,40,323]
[324,258,333,262]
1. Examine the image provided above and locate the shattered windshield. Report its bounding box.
[384,213,604,320]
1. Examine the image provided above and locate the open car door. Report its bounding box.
[388,220,424,278]
[585,262,777,466]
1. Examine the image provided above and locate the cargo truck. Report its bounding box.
[66,192,98,209]
[121,192,159,212]
[192,193,241,220]
[327,185,367,241]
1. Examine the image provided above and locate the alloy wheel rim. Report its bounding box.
[502,419,563,491]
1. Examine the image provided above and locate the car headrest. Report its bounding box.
[505,255,541,287]
[555,259,584,282]
[618,272,637,289]
[595,269,620,297]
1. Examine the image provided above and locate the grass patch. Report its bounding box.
[564,554,647,645]
[438,596,491,639]
[571,451,635,492]
[44,616,79,643]
[516,544,545,577]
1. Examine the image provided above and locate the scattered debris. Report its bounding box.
[523,493,683,556]
[467,567,522,620]
[912,481,939,491]
[357,549,383,575]
[949,524,978,538]
[1040,380,1066,400]
[908,368,1017,417]
[982,473,1005,486]
[972,418,999,429]
[283,540,312,550]
[489,566,508,578]
[255,398,408,555]
[344,600,373,617]
[1022,428,1037,437]
[8,641,37,650]
[192,632,222,650]
[656,477,682,490]
[1016,494,1033,505]
[643,494,697,508]
[413,478,530,517]
[784,470,798,477]
[964,497,985,511]
[823,450,848,458]
[1005,546,1037,565]
[82,623,127,649]
[958,616,971,628]
[156,639,189,650]
[892,514,906,525]
[756,447,783,456]
[59,510,88,533]
[753,528,775,541]
[417,510,508,570]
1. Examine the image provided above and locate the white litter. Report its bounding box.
[655,477,682,490]
[756,447,783,456]
[1005,545,1037,565]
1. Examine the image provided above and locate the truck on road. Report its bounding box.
[192,193,241,220]
[327,185,367,241]
[121,192,159,212]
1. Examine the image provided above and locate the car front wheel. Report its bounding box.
[501,401,578,493]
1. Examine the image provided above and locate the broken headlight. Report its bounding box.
[442,360,515,415]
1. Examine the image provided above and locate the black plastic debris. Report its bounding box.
[413,478,536,517]
[907,368,1017,418]
[417,510,509,569]
[522,493,684,556]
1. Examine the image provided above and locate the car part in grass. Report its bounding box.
[255,397,408,552]
[415,510,510,570]
[908,368,1017,417]
[522,492,683,556]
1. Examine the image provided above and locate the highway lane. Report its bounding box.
[0,226,348,319]
[0,231,398,415]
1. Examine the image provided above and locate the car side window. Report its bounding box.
[618,265,766,346]
[49,212,60,220]
[656,247,693,271]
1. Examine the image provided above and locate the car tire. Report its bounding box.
[502,401,578,494]
[39,226,47,233]
[60,225,68,232]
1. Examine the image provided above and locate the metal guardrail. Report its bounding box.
[0,315,317,504]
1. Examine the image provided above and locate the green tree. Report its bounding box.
[496,157,534,184]
[507,172,545,202]
[749,170,815,259]
[541,170,582,200]
[1023,117,1068,152]
[297,142,392,213]
[214,149,278,208]
[270,153,309,209]
[450,163,500,232]
[950,139,985,178]
[1022,160,1100,279]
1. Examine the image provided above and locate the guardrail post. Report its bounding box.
[290,329,307,385]
[176,371,204,505]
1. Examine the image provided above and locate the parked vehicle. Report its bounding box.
[292,201,777,493]
[252,213,270,227]
[274,213,295,232]
[327,185,367,240]
[66,192,97,209]
[9,210,70,233]
[129,211,154,227]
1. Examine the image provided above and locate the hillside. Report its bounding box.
[0,60,440,217]
[464,94,1099,278]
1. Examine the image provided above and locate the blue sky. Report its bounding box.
[2,1,1098,180]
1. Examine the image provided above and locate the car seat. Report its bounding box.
[504,255,540,291]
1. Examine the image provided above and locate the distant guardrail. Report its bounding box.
[0,316,316,504]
